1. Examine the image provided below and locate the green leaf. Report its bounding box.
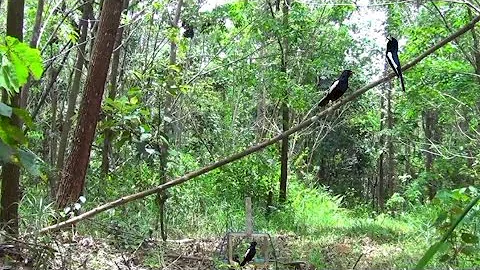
[438,253,450,262]
[460,245,475,256]
[0,139,15,162]
[415,195,480,269]
[129,96,139,105]
[432,211,447,227]
[0,37,43,97]
[5,36,43,82]
[12,107,34,128]
[0,54,20,94]
[0,118,26,145]
[0,102,12,117]
[17,148,41,176]
[461,233,478,244]
[168,64,182,73]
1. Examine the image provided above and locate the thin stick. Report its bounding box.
[352,253,363,269]
[36,14,480,235]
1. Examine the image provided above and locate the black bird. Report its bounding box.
[240,241,257,266]
[386,37,406,92]
[229,254,240,270]
[232,254,240,264]
[182,22,194,39]
[318,70,353,107]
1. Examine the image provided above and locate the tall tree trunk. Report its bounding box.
[49,68,59,198]
[423,110,439,200]
[279,103,289,203]
[101,0,129,176]
[469,10,480,80]
[257,74,272,214]
[385,78,394,199]
[156,0,184,241]
[377,77,386,211]
[1,0,25,237]
[278,0,290,204]
[56,0,93,175]
[55,0,123,208]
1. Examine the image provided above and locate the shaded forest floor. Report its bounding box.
[58,233,417,269]
[5,181,440,269]
[2,226,425,269]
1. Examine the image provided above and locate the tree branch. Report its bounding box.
[35,14,480,235]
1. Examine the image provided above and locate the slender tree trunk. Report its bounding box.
[278,0,290,204]
[279,103,289,203]
[49,68,59,198]
[404,143,412,179]
[156,0,184,241]
[423,110,439,200]
[20,0,44,108]
[56,0,93,174]
[101,0,129,176]
[469,10,480,80]
[386,78,394,199]
[378,78,386,210]
[0,0,25,237]
[55,0,123,208]
[257,75,272,214]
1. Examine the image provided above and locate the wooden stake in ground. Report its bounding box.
[245,197,253,236]
[37,14,480,235]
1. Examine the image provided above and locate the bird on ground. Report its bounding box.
[318,70,353,107]
[386,37,406,92]
[229,254,240,270]
[232,254,240,264]
[240,241,257,266]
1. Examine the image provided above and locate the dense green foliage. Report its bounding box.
[0,36,43,174]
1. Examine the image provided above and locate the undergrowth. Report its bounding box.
[17,163,479,269]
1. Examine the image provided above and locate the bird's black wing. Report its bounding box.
[240,247,257,266]
[240,248,250,266]
[318,79,339,107]
[386,51,398,74]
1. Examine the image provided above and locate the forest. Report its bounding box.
[0,0,479,269]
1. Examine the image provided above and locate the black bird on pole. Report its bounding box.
[240,241,257,266]
[386,37,406,92]
[318,70,353,107]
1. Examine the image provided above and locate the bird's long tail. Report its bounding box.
[318,96,329,107]
[240,259,246,266]
[398,69,406,92]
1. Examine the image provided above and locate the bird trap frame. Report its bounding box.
[225,197,272,268]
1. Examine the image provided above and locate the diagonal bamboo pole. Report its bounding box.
[36,14,480,235]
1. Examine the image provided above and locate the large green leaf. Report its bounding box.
[0,102,12,117]
[0,117,25,145]
[5,36,43,82]
[415,195,480,269]
[0,53,19,94]
[17,148,41,176]
[0,139,14,162]
[12,107,34,128]
[0,36,43,97]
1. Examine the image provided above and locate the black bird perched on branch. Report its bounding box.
[386,37,406,92]
[318,70,353,107]
[240,241,257,266]
[182,22,194,39]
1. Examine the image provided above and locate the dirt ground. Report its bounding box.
[0,233,402,269]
